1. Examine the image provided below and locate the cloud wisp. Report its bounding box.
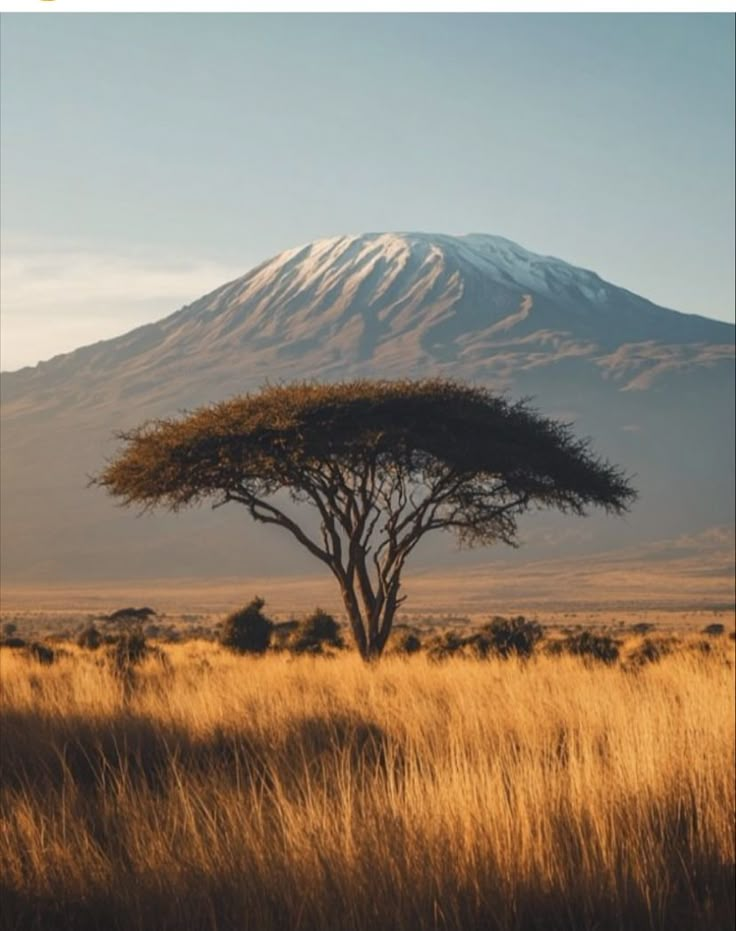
[1,239,244,371]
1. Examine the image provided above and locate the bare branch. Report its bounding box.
[226,491,334,568]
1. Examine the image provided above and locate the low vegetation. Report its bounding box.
[219,597,273,654]
[0,615,733,931]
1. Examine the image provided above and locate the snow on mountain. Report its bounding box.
[3,232,731,415]
[168,230,730,359]
[1,232,733,582]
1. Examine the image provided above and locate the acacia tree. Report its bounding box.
[94,379,636,660]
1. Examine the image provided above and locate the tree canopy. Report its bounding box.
[95,379,636,659]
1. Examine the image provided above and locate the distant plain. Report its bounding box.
[2,533,733,625]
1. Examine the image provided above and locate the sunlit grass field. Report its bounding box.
[1,633,734,931]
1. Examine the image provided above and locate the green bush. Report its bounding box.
[564,630,620,664]
[426,632,464,662]
[220,597,272,654]
[28,642,55,665]
[77,625,102,650]
[482,616,544,658]
[395,632,422,655]
[1,637,26,649]
[290,608,343,654]
[107,606,156,622]
[542,638,566,657]
[628,637,675,667]
[109,626,148,675]
[702,623,725,637]
[462,633,494,659]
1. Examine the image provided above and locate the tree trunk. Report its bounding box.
[339,593,399,661]
[338,588,396,661]
[336,557,403,661]
[338,581,368,658]
[374,605,398,656]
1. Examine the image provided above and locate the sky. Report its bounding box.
[1,12,734,371]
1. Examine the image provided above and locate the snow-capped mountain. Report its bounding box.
[1,232,733,582]
[4,232,731,407]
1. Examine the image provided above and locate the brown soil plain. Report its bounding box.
[1,547,734,931]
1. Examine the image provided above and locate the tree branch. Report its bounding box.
[226,491,334,567]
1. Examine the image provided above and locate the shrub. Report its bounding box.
[628,637,675,667]
[542,638,566,657]
[290,609,343,654]
[107,606,157,622]
[426,632,464,662]
[395,632,422,655]
[565,631,620,664]
[1,637,26,649]
[159,626,181,643]
[702,623,725,637]
[77,625,102,650]
[220,597,272,654]
[109,626,148,675]
[462,633,494,659]
[482,616,544,658]
[27,642,55,665]
[2,622,18,638]
[631,622,655,635]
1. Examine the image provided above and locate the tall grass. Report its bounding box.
[1,640,733,931]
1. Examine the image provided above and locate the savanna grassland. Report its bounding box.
[0,618,734,931]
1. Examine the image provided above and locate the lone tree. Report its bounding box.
[94,379,635,660]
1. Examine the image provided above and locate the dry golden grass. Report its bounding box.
[1,637,734,931]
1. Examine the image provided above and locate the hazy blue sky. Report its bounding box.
[1,13,734,370]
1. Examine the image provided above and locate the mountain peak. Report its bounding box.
[251,230,603,301]
[2,231,732,404]
[1,231,733,583]
[183,230,726,363]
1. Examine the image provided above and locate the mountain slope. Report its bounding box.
[1,232,733,583]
